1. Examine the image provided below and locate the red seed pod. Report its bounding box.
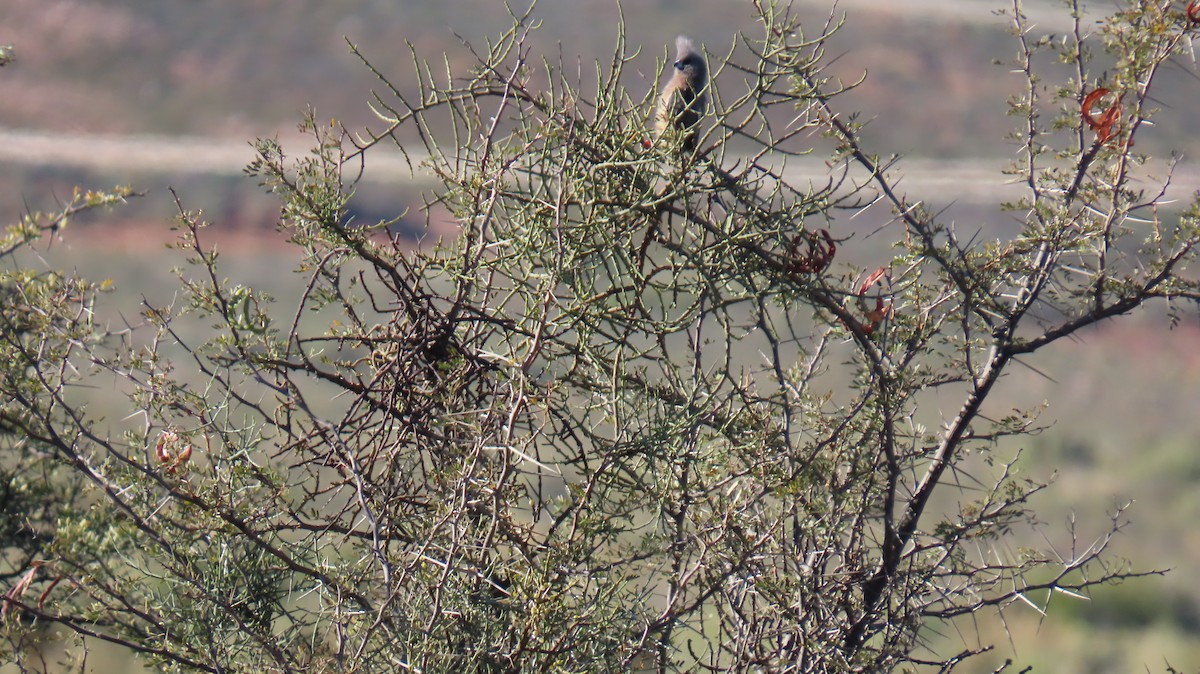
[1081,88,1122,145]
[155,431,176,463]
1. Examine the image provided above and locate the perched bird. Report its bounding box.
[655,35,707,152]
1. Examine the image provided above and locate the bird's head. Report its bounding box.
[672,36,706,81]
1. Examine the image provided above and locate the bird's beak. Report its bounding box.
[673,60,684,71]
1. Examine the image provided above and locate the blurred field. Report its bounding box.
[4,0,1200,671]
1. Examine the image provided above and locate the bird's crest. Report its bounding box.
[675,36,698,60]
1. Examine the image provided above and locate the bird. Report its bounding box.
[655,35,707,152]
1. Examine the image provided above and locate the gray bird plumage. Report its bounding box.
[655,35,707,152]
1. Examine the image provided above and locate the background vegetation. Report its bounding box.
[1,0,1200,672]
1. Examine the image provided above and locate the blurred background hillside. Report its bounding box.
[1,1,1199,672]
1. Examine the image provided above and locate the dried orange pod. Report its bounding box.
[858,266,887,296]
[155,431,176,463]
[1,563,41,619]
[1081,88,1122,145]
[1081,88,1111,131]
